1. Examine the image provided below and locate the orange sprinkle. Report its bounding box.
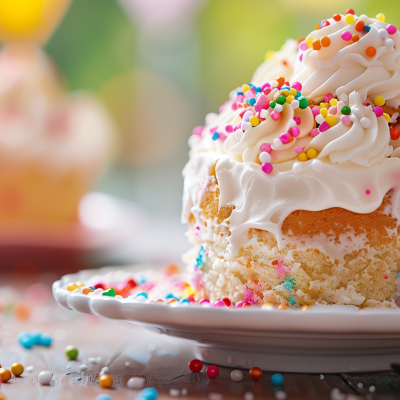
[167,299,177,305]
[355,20,365,31]
[276,77,285,87]
[366,46,377,57]
[82,288,94,295]
[352,34,360,42]
[321,36,331,47]
[316,24,320,30]
[333,14,341,22]
[278,304,287,310]
[312,39,321,50]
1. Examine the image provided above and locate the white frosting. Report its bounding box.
[0,45,112,181]
[182,13,400,260]
[292,16,400,106]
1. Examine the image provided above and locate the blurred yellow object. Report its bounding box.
[0,0,71,44]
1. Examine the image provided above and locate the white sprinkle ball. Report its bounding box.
[27,366,34,373]
[271,81,279,89]
[315,114,325,125]
[293,162,303,175]
[379,28,389,38]
[275,391,287,400]
[181,388,188,396]
[275,104,283,113]
[235,129,244,140]
[231,369,243,382]
[125,362,130,367]
[319,374,324,380]
[352,107,361,118]
[369,386,375,392]
[350,114,357,122]
[385,39,395,48]
[291,100,299,109]
[288,119,297,128]
[312,160,323,172]
[88,357,96,364]
[79,364,88,372]
[357,383,363,388]
[38,371,53,385]
[169,388,181,397]
[360,117,371,128]
[273,138,283,148]
[259,152,272,164]
[127,377,146,390]
[208,393,223,400]
[260,109,269,119]
[95,357,102,364]
[244,392,254,400]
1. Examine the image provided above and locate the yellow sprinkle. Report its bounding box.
[319,103,328,109]
[242,84,250,93]
[286,95,295,104]
[320,108,328,118]
[281,89,290,96]
[67,283,79,292]
[374,95,385,107]
[76,281,85,288]
[324,102,330,108]
[249,116,260,126]
[345,14,355,24]
[376,13,385,22]
[184,285,196,297]
[330,99,338,106]
[290,88,297,96]
[302,306,312,311]
[305,37,314,48]
[265,50,275,60]
[298,152,308,162]
[383,113,390,123]
[306,148,318,159]
[325,115,336,127]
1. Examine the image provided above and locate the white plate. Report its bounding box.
[53,265,400,373]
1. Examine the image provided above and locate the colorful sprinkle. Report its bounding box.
[383,113,390,123]
[346,9,355,15]
[345,14,355,24]
[272,373,284,386]
[306,148,318,159]
[366,46,377,57]
[260,143,272,153]
[390,127,400,140]
[333,14,341,22]
[341,105,351,115]
[366,190,371,195]
[261,163,273,174]
[376,13,385,22]
[373,107,383,117]
[355,20,365,32]
[387,25,397,35]
[312,39,321,51]
[249,367,263,381]
[341,31,352,41]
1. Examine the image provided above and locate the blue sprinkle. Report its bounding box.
[134,387,158,400]
[271,373,284,386]
[236,92,244,96]
[30,331,42,345]
[364,25,371,32]
[249,98,256,106]
[196,246,207,269]
[165,293,179,300]
[137,292,148,298]
[211,132,220,141]
[249,84,255,88]
[89,286,95,290]
[397,272,400,278]
[282,277,296,293]
[38,334,52,347]
[180,299,190,304]
[245,99,250,104]
[289,296,296,305]
[255,87,261,93]
[19,334,35,349]
[95,394,114,400]
[295,91,302,99]
[281,86,290,91]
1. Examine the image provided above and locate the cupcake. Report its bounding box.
[182,11,400,308]
[0,44,112,225]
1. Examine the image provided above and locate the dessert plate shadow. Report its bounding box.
[53,265,400,373]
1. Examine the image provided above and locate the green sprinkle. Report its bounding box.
[270,101,276,109]
[102,288,116,297]
[276,96,287,105]
[381,378,390,385]
[289,296,296,305]
[299,97,309,109]
[341,105,351,115]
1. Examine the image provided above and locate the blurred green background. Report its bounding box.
[42,0,400,240]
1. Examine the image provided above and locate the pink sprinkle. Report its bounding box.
[234,123,241,131]
[254,104,262,112]
[341,115,351,126]
[257,94,268,105]
[294,146,303,154]
[244,285,259,304]
[199,298,210,304]
[312,106,320,117]
[237,103,243,108]
[212,300,226,307]
[236,94,244,103]
[271,111,280,121]
[299,41,308,51]
[290,127,300,137]
[384,275,389,279]
[325,93,334,103]
[195,226,200,230]
[387,25,397,35]
[261,163,273,174]
[263,88,272,96]
[319,121,330,132]
[245,90,255,99]
[341,31,352,41]
[225,124,233,133]
[364,103,370,107]
[219,133,227,141]
[299,54,303,62]
[293,117,301,125]
[261,83,271,91]
[210,126,218,134]
[328,106,337,115]
[366,190,371,195]
[260,143,272,153]
[231,102,238,111]
[310,128,320,137]
[235,301,245,309]
[291,82,302,91]
[373,106,383,117]
[192,126,204,136]
[275,259,290,279]
[280,133,291,143]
